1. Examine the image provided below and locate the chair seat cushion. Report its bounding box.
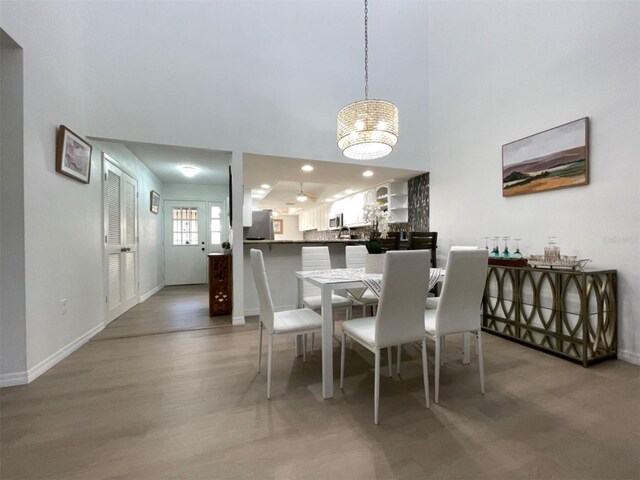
[273,308,322,334]
[303,294,353,310]
[426,297,439,310]
[349,289,379,306]
[341,317,377,349]
[424,309,437,336]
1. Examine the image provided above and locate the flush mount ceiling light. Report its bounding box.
[296,183,309,202]
[301,165,314,172]
[362,170,374,177]
[337,0,399,160]
[178,165,201,178]
[260,184,271,189]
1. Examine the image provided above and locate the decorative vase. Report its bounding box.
[223,249,232,255]
[364,253,385,274]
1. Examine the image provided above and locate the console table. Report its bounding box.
[208,253,232,316]
[482,265,617,366]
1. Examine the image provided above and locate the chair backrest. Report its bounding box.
[345,245,367,269]
[435,248,488,335]
[378,232,400,251]
[375,250,431,348]
[250,249,275,332]
[408,231,438,267]
[301,246,331,299]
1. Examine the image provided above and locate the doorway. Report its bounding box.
[103,155,139,324]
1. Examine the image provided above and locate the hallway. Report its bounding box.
[93,285,233,341]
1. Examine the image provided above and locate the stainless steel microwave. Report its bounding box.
[329,214,343,229]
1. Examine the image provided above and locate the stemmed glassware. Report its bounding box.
[490,237,500,257]
[484,236,490,250]
[512,238,523,259]
[502,236,510,258]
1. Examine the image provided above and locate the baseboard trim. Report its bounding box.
[139,283,165,303]
[27,323,105,384]
[0,371,29,388]
[618,349,640,365]
[232,315,246,326]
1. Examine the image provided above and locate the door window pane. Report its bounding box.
[173,207,199,245]
[210,205,223,244]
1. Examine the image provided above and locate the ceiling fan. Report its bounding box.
[296,183,317,203]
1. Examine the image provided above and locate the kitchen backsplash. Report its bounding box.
[303,223,410,241]
[408,172,430,232]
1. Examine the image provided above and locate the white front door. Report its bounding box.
[104,157,139,324]
[164,200,208,285]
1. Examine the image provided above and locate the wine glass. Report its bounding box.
[483,236,490,250]
[502,236,510,258]
[490,237,499,257]
[512,238,523,258]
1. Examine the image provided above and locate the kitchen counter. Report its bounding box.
[243,239,367,244]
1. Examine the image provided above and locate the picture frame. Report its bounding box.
[55,125,92,184]
[502,117,589,197]
[273,218,283,235]
[150,191,160,214]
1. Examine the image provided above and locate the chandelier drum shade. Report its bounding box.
[337,0,399,160]
[337,99,398,160]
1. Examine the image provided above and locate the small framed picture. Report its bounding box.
[150,191,160,214]
[273,218,283,235]
[55,125,92,183]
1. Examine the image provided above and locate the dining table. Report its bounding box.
[295,267,454,399]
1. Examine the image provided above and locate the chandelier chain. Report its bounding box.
[364,0,368,100]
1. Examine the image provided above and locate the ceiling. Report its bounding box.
[104,140,231,185]
[244,153,424,214]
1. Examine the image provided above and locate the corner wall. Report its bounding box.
[427,1,640,362]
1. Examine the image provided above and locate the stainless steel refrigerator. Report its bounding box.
[244,210,274,240]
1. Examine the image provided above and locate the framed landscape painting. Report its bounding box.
[273,218,283,235]
[56,125,92,183]
[502,117,589,197]
[150,191,160,214]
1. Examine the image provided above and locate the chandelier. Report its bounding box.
[337,0,398,160]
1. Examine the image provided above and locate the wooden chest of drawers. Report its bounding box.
[208,253,232,316]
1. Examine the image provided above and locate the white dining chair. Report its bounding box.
[250,249,322,399]
[424,248,488,403]
[345,245,379,317]
[340,250,431,424]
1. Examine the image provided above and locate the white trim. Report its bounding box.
[28,323,104,384]
[139,283,165,303]
[232,315,246,326]
[618,349,640,365]
[0,371,29,388]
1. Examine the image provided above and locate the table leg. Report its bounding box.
[462,332,471,364]
[295,276,304,357]
[321,284,334,399]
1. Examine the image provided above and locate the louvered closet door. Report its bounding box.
[104,159,138,324]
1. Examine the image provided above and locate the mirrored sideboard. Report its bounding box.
[482,265,617,367]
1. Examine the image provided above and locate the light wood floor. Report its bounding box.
[94,285,233,340]
[1,288,639,479]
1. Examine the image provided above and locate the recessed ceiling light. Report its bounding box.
[345,189,354,194]
[178,165,201,177]
[260,184,271,189]
[301,165,314,172]
[362,170,374,177]
[255,189,265,194]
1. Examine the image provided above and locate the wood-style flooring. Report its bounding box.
[1,287,639,479]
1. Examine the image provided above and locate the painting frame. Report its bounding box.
[502,117,589,197]
[55,125,93,184]
[150,190,160,214]
[273,218,283,235]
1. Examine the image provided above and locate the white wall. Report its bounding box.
[0,31,27,383]
[274,215,302,241]
[428,2,640,362]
